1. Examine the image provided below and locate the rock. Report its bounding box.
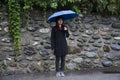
[68,46,81,54]
[73,33,79,36]
[98,20,111,25]
[4,27,9,32]
[92,35,100,40]
[43,36,50,41]
[19,62,28,68]
[24,47,36,56]
[72,57,83,63]
[114,30,120,32]
[7,67,15,75]
[32,42,39,46]
[26,56,33,61]
[50,22,56,27]
[68,22,75,28]
[33,37,40,41]
[102,61,113,67]
[104,41,111,44]
[21,34,31,46]
[94,59,100,64]
[0,32,7,36]
[100,31,109,36]
[8,61,17,67]
[82,34,89,38]
[102,35,112,40]
[103,45,110,52]
[77,43,84,48]
[0,21,8,27]
[118,42,120,45]
[34,16,43,21]
[79,29,84,32]
[39,50,49,57]
[94,30,99,34]
[111,33,119,37]
[43,22,49,28]
[114,61,120,66]
[77,38,86,43]
[84,47,98,52]
[111,45,120,51]
[21,28,26,33]
[0,27,2,31]
[107,52,120,60]
[84,59,91,63]
[112,22,120,29]
[110,17,118,22]
[93,43,102,48]
[85,24,92,29]
[37,61,42,67]
[1,38,12,43]
[39,28,50,33]
[2,47,13,52]
[43,61,51,71]
[74,18,81,24]
[32,33,39,37]
[79,14,84,17]
[83,17,95,23]
[15,56,23,62]
[66,63,77,70]
[101,27,111,32]
[28,62,41,72]
[114,37,120,40]
[88,39,95,43]
[27,26,38,32]
[85,52,97,58]
[98,41,102,43]
[36,45,41,50]
[0,53,6,61]
[85,30,93,35]
[44,45,51,49]
[6,57,12,61]
[70,28,77,32]
[69,37,75,40]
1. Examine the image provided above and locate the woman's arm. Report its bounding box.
[64,27,69,37]
[51,27,55,50]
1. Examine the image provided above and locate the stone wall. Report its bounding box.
[0,7,120,75]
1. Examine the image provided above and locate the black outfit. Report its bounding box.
[51,25,69,71]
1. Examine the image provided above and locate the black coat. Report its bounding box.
[51,25,69,56]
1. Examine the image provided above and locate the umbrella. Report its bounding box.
[47,10,79,22]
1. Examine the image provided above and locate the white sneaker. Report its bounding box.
[56,72,61,77]
[60,72,65,77]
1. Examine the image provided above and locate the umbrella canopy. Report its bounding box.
[47,10,79,22]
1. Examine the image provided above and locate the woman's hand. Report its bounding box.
[64,27,68,31]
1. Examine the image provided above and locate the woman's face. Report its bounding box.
[57,18,63,25]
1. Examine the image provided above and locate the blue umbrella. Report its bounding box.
[47,10,79,22]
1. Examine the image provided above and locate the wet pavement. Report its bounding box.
[1,71,120,80]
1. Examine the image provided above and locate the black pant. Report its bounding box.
[55,55,65,72]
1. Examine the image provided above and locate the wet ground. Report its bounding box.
[1,70,120,80]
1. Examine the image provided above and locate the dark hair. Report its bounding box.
[55,16,63,23]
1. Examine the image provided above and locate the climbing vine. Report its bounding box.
[8,0,21,59]
[23,0,33,27]
[1,0,119,16]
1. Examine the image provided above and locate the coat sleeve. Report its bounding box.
[64,29,69,37]
[51,28,55,50]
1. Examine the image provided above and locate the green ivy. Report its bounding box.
[0,0,119,16]
[23,0,33,27]
[8,0,21,59]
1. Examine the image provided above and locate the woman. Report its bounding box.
[51,16,69,77]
